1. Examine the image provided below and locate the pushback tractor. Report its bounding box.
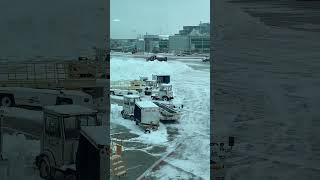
[35,105,108,180]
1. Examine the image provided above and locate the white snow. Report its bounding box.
[150,165,194,179]
[110,56,210,179]
[136,101,158,108]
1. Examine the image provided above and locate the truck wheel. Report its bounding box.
[135,121,139,125]
[162,96,169,101]
[0,95,14,107]
[39,158,54,179]
[144,129,150,134]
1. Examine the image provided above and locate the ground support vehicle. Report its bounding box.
[0,87,93,109]
[153,102,181,121]
[133,101,160,133]
[151,84,174,101]
[34,105,108,180]
[121,95,141,120]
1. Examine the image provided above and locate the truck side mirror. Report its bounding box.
[229,136,235,147]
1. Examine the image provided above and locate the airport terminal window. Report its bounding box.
[64,116,80,139]
[46,115,60,137]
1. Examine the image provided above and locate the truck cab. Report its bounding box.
[151,84,174,101]
[36,105,100,180]
[152,75,170,86]
[144,80,157,95]
[121,95,141,119]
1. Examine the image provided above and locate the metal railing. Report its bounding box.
[0,62,67,81]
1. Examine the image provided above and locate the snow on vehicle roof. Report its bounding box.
[136,101,158,108]
[0,87,90,97]
[81,126,108,146]
[124,95,140,99]
[160,83,172,87]
[2,107,43,124]
[154,74,170,76]
[44,105,97,116]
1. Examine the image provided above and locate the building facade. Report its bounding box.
[168,35,190,53]
[190,35,210,53]
[136,39,145,52]
[169,22,210,54]
[144,35,160,52]
[110,39,137,52]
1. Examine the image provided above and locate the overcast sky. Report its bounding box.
[111,0,210,39]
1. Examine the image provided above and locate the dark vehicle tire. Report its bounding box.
[135,121,139,125]
[144,129,151,134]
[39,157,55,179]
[162,96,169,101]
[121,110,124,116]
[0,94,14,107]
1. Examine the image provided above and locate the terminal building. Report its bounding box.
[110,22,210,54]
[169,22,210,54]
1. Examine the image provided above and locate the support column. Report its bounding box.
[0,108,9,180]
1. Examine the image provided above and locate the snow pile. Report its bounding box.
[166,136,210,180]
[110,57,193,81]
[151,165,194,180]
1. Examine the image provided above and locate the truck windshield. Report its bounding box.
[63,116,80,139]
[124,99,129,105]
[45,115,60,137]
[63,115,98,139]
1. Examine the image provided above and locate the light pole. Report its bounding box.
[0,110,3,160]
[0,108,9,179]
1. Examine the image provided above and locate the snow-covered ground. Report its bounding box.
[110,56,210,179]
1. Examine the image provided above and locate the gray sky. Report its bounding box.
[111,0,210,39]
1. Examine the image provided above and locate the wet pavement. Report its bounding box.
[110,117,183,179]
